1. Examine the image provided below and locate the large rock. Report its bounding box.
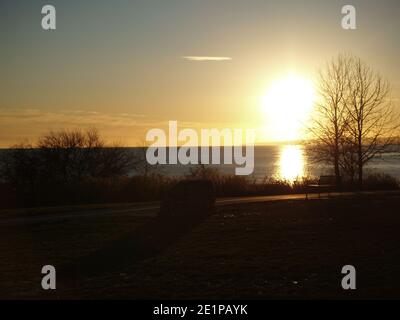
[159,179,215,219]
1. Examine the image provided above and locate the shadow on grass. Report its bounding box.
[59,214,206,283]
[58,179,216,290]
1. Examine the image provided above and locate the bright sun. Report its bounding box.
[261,74,315,141]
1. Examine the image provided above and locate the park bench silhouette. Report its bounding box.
[306,175,338,199]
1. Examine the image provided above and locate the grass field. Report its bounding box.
[1,193,400,299]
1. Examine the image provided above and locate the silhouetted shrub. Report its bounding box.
[363,173,399,191]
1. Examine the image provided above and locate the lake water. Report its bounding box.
[140,145,400,182]
[1,145,399,182]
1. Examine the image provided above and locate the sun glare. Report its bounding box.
[261,74,315,141]
[277,144,305,182]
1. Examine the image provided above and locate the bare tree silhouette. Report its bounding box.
[308,54,399,187]
[0,128,137,206]
[308,54,350,184]
[345,56,399,187]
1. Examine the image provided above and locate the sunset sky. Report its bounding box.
[1,0,399,147]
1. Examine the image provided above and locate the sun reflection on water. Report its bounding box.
[277,145,305,182]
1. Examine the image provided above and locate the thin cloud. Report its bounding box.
[182,56,232,62]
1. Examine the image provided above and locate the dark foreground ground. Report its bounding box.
[1,192,400,299]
